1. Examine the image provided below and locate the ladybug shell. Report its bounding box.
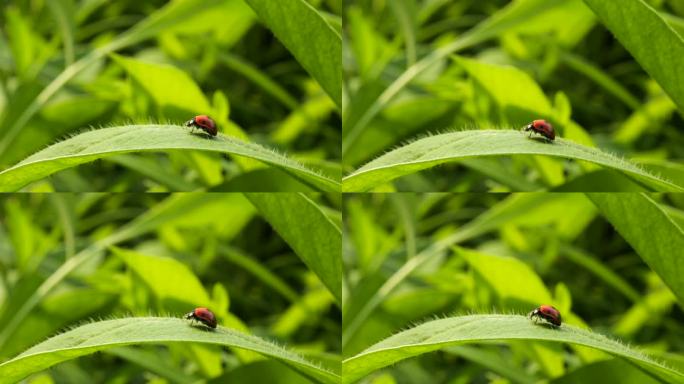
[533,305,562,326]
[186,307,217,328]
[529,119,555,140]
[186,115,217,136]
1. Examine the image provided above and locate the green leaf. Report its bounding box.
[0,317,339,384]
[342,315,684,384]
[460,248,552,308]
[244,0,342,108]
[245,193,342,304]
[342,130,681,192]
[0,125,339,192]
[112,55,213,118]
[586,193,684,307]
[582,0,684,113]
[113,247,212,309]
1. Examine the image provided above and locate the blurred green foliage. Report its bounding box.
[0,193,341,382]
[343,193,684,382]
[0,0,341,191]
[342,0,684,191]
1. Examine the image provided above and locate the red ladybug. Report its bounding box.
[185,115,217,136]
[523,119,555,141]
[185,307,217,328]
[529,305,561,327]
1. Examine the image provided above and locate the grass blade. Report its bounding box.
[246,193,342,305]
[342,315,684,384]
[342,130,682,192]
[244,0,342,108]
[0,317,339,384]
[0,125,339,192]
[587,193,684,307]
[583,0,684,113]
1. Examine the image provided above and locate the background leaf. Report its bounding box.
[582,0,684,113]
[246,193,342,304]
[587,193,684,307]
[244,0,342,108]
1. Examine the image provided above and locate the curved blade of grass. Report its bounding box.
[245,193,342,305]
[244,0,341,108]
[0,317,339,384]
[587,193,684,307]
[342,315,684,384]
[342,130,682,192]
[0,0,227,162]
[342,0,569,154]
[0,125,339,192]
[582,0,684,113]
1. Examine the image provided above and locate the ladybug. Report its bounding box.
[523,119,555,141]
[529,305,562,327]
[185,115,217,136]
[185,307,217,329]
